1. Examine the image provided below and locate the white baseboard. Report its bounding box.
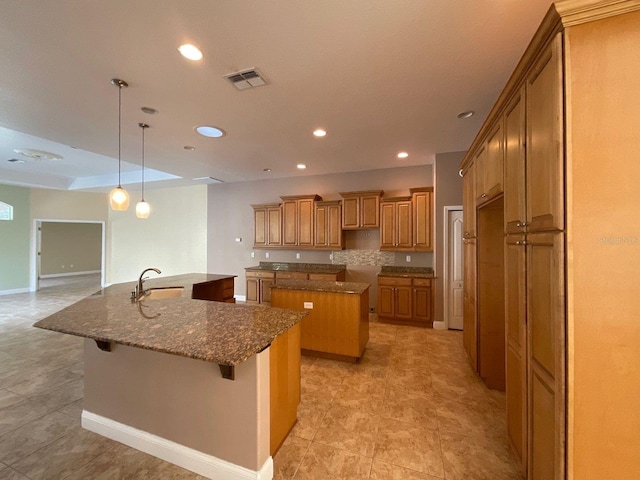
[82,411,273,480]
[234,294,247,302]
[40,270,101,279]
[0,287,30,296]
[433,321,447,330]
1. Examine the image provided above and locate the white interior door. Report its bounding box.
[36,220,42,291]
[448,210,464,330]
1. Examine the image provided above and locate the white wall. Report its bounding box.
[108,185,207,285]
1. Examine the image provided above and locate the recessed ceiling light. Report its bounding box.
[297,164,306,170]
[184,146,196,151]
[263,168,272,172]
[178,44,203,61]
[457,110,475,119]
[194,126,225,138]
[313,129,327,137]
[13,148,62,160]
[141,107,158,115]
[397,152,409,159]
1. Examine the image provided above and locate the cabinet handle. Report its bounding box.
[481,193,487,198]
[515,240,528,245]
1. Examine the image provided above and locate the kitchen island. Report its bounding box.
[271,279,369,362]
[33,273,307,480]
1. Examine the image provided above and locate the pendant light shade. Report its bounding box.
[110,78,129,211]
[136,122,151,219]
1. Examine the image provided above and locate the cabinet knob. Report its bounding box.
[481,193,487,198]
[515,240,528,245]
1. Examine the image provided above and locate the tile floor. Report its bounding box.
[0,275,523,479]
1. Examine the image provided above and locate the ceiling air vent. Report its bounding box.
[7,158,26,164]
[224,68,267,91]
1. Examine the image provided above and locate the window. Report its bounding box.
[0,201,13,220]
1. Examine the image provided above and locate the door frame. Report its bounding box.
[436,205,463,330]
[30,218,106,291]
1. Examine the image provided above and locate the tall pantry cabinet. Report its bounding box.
[460,1,640,479]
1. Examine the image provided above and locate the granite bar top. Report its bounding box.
[378,266,434,278]
[245,262,347,274]
[33,273,307,366]
[271,279,370,295]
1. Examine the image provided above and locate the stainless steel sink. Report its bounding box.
[141,286,184,300]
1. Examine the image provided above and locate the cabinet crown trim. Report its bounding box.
[409,187,434,193]
[382,196,412,202]
[280,194,322,201]
[251,203,281,208]
[555,0,640,26]
[339,190,384,197]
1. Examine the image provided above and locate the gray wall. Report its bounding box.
[434,151,465,325]
[41,222,102,276]
[207,165,434,309]
[0,185,30,292]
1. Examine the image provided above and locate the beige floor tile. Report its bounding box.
[369,458,443,480]
[273,434,310,479]
[10,425,116,479]
[0,391,24,411]
[373,417,444,478]
[295,442,372,480]
[56,399,83,422]
[314,405,380,457]
[6,366,82,397]
[439,431,524,480]
[290,397,332,441]
[379,388,438,428]
[147,460,209,478]
[0,466,31,479]
[331,380,387,416]
[0,411,77,466]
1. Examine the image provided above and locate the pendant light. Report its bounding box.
[109,78,130,210]
[136,123,151,218]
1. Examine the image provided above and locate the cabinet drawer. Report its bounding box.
[308,273,338,281]
[246,271,275,279]
[276,271,308,280]
[378,276,412,287]
[413,278,432,287]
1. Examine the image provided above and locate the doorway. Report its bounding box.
[31,219,106,291]
[443,206,464,330]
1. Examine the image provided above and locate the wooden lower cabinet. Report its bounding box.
[378,276,433,325]
[462,238,477,372]
[269,322,301,455]
[245,271,275,305]
[191,276,236,303]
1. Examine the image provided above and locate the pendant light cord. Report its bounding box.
[141,125,145,201]
[117,84,122,188]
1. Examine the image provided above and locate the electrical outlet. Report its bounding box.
[406,255,411,262]
[303,302,313,309]
[296,253,300,259]
[265,252,270,259]
[251,252,255,258]
[329,253,333,261]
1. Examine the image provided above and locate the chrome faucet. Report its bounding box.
[134,267,161,300]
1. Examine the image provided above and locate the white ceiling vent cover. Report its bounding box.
[224,68,267,91]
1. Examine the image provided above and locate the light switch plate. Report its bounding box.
[296,253,301,259]
[251,252,255,258]
[265,252,270,259]
[406,255,411,262]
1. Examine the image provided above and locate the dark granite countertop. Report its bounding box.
[378,266,434,278]
[245,262,346,274]
[33,273,307,366]
[271,279,370,295]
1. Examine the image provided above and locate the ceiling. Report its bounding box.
[0,0,554,192]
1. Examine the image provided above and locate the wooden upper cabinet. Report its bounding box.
[476,120,504,204]
[411,187,433,251]
[339,190,383,229]
[462,163,476,238]
[280,195,321,247]
[380,197,412,250]
[526,34,564,233]
[252,204,282,247]
[474,145,487,204]
[314,201,343,249]
[504,87,527,234]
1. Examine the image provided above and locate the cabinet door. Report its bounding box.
[485,120,504,200]
[298,198,315,247]
[412,287,432,323]
[504,88,527,234]
[360,194,380,228]
[474,146,487,204]
[462,164,476,238]
[246,277,259,303]
[396,200,412,249]
[527,232,564,480]
[380,202,395,248]
[282,200,298,246]
[260,278,274,305]
[505,234,527,473]
[253,208,267,247]
[267,206,282,246]
[341,197,360,229]
[463,238,477,371]
[378,285,395,318]
[314,204,327,247]
[326,203,343,249]
[526,34,564,233]
[412,189,433,251]
[395,286,412,320]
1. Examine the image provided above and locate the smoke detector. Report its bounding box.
[13,148,63,161]
[224,68,268,91]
